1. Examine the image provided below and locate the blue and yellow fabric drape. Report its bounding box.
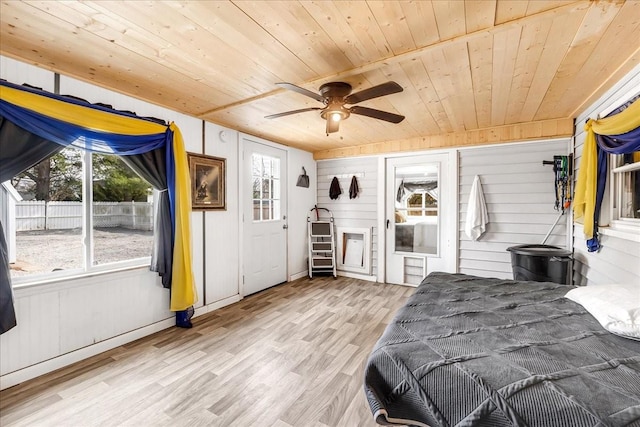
[574,97,640,246]
[0,81,196,312]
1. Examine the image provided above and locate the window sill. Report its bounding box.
[598,221,640,243]
[11,258,153,292]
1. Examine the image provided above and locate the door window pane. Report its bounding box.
[262,178,271,199]
[271,158,280,178]
[252,178,260,199]
[265,200,272,221]
[253,199,261,220]
[251,153,280,222]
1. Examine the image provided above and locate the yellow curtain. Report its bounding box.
[169,124,197,311]
[574,99,640,238]
[2,84,197,310]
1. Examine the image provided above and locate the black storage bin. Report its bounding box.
[507,244,572,285]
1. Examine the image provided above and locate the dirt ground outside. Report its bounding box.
[11,228,154,277]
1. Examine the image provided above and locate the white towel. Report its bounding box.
[465,175,488,241]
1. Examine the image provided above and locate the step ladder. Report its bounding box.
[308,207,337,278]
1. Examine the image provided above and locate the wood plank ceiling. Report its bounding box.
[1,1,639,159]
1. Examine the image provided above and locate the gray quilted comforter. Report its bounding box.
[364,272,640,427]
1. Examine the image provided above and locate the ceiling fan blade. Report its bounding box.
[350,106,405,123]
[276,82,325,102]
[326,117,340,134]
[344,81,403,104]
[265,107,322,119]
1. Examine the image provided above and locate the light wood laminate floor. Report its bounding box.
[0,276,414,427]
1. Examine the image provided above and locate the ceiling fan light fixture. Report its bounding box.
[321,104,349,122]
[268,80,404,133]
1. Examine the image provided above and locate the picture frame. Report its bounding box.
[188,153,226,210]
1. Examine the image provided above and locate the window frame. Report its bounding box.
[10,149,154,288]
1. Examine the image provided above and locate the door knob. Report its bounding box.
[283,224,288,229]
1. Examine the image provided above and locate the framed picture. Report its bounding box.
[188,153,226,210]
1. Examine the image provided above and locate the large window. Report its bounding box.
[6,147,154,282]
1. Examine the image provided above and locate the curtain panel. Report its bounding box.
[0,116,67,334]
[0,81,196,334]
[121,149,173,287]
[574,97,640,250]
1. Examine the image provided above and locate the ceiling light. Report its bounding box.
[330,111,342,122]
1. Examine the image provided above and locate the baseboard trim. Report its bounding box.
[1,295,241,391]
[289,270,309,281]
[194,294,241,317]
[337,271,378,282]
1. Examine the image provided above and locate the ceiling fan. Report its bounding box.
[265,81,405,135]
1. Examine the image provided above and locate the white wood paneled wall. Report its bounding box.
[317,157,378,278]
[458,139,571,279]
[287,148,317,280]
[0,268,171,381]
[203,123,240,304]
[572,63,640,286]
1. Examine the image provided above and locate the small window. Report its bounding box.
[611,152,640,221]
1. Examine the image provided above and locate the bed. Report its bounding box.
[364,272,640,427]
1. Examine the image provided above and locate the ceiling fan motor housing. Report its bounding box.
[319,81,353,99]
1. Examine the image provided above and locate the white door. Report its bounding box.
[385,153,456,285]
[243,139,288,295]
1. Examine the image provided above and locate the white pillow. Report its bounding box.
[565,283,640,340]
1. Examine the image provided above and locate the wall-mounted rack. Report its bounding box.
[542,154,573,214]
[326,172,365,179]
